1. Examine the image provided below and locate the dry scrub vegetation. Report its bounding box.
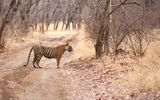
[58,29,160,99]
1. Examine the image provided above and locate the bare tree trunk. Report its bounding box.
[34,22,37,31]
[61,13,67,30]
[72,21,76,29]
[95,34,104,58]
[0,20,6,48]
[65,17,73,30]
[0,0,4,14]
[104,30,109,53]
[41,23,45,33]
[54,20,59,30]
[95,0,110,57]
[0,0,18,47]
[0,9,11,47]
[62,21,66,30]
[45,22,50,31]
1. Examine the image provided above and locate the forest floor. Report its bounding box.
[0,30,160,100]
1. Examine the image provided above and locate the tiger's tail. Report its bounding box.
[24,47,33,67]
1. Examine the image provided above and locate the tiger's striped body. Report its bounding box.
[24,43,72,68]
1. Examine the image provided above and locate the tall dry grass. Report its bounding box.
[124,29,160,91]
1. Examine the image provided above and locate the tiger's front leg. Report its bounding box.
[56,57,61,69]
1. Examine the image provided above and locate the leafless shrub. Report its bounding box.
[119,2,152,57]
[127,29,151,56]
[110,20,128,55]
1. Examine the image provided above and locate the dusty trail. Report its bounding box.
[0,31,84,100]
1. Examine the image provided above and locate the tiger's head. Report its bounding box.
[65,43,73,52]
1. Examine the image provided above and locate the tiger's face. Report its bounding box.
[65,45,73,52]
[65,43,72,52]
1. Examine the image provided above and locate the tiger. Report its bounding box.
[24,43,72,69]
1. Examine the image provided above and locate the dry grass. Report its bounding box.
[125,29,160,92]
[5,35,36,52]
[126,65,160,91]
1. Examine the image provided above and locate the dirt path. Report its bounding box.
[0,62,70,100]
[0,46,71,100]
[0,32,77,100]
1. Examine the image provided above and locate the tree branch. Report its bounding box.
[124,2,141,6]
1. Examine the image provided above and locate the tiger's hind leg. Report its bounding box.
[33,56,39,68]
[33,60,37,68]
[35,55,42,68]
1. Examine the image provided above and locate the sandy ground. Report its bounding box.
[0,30,93,100]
